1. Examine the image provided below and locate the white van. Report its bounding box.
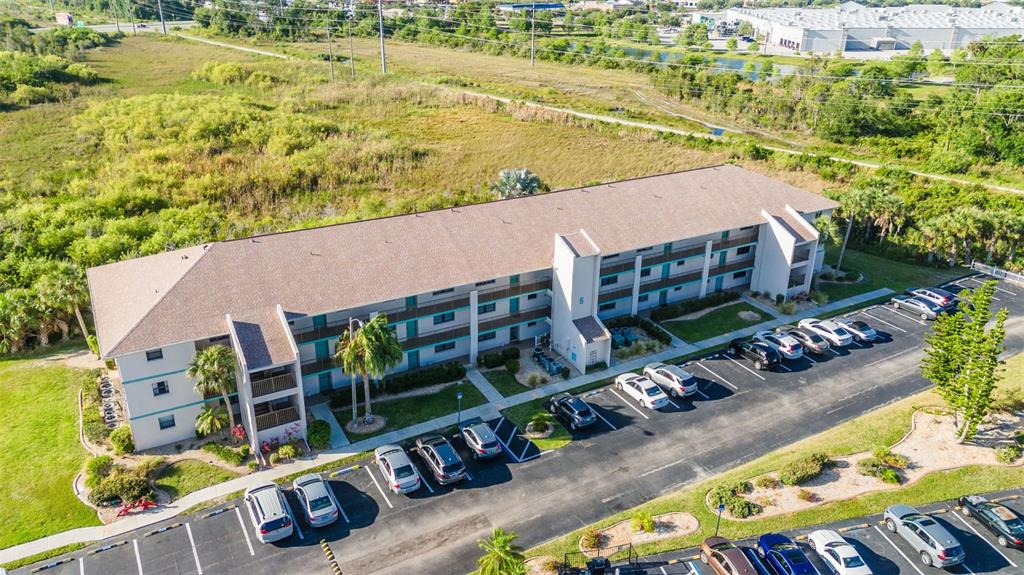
[243,482,294,543]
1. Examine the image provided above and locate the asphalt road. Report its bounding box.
[30,21,195,33]
[14,274,1024,575]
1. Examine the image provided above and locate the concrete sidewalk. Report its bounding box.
[0,287,893,565]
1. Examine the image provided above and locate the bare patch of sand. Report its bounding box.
[738,310,763,321]
[525,556,559,575]
[581,512,699,557]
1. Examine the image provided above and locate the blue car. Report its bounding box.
[757,533,819,575]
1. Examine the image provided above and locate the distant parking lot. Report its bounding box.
[13,275,1022,575]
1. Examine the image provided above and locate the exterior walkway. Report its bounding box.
[465,366,505,403]
[740,294,784,320]
[0,287,894,565]
[309,402,349,449]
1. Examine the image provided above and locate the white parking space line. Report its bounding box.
[694,363,738,390]
[950,511,1018,567]
[185,523,204,574]
[665,396,681,410]
[465,470,474,482]
[693,387,710,400]
[290,507,304,540]
[967,276,1017,295]
[873,526,925,575]
[364,466,394,508]
[421,473,436,494]
[804,354,817,364]
[132,539,144,575]
[609,389,651,419]
[957,280,1001,300]
[660,567,669,575]
[723,355,766,380]
[79,557,84,575]
[829,347,843,355]
[592,407,618,431]
[518,440,533,462]
[778,363,792,372]
[233,507,256,557]
[337,501,350,524]
[864,346,920,369]
[687,561,700,575]
[859,311,908,333]
[883,306,928,325]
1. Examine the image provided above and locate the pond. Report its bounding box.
[562,42,798,80]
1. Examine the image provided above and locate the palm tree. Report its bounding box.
[334,326,366,425]
[475,528,526,575]
[0,289,34,354]
[832,188,868,272]
[490,168,543,200]
[335,314,403,424]
[187,345,238,431]
[35,262,91,342]
[195,405,229,436]
[813,215,839,247]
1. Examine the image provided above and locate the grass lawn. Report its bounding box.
[153,460,240,501]
[334,382,487,439]
[484,369,530,398]
[660,302,767,344]
[501,399,573,451]
[0,353,101,549]
[818,247,968,301]
[528,353,1024,561]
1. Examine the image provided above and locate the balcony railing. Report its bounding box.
[599,257,756,303]
[255,406,300,431]
[478,279,552,304]
[251,372,297,399]
[478,306,550,333]
[641,242,708,267]
[713,231,759,252]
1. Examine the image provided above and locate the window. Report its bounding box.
[599,302,616,312]
[676,260,686,267]
[474,279,496,286]
[673,286,682,292]
[478,303,496,314]
[527,293,538,300]
[638,294,649,302]
[740,225,756,231]
[600,276,618,286]
[736,245,752,255]
[433,312,455,325]
[527,321,537,327]
[604,253,620,259]
[158,415,176,430]
[152,381,169,396]
[478,332,496,342]
[145,349,163,361]
[640,268,652,277]
[434,342,455,353]
[431,287,454,296]
[732,271,748,279]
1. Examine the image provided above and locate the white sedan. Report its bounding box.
[753,330,804,360]
[643,362,698,398]
[615,373,670,409]
[836,319,877,342]
[798,318,853,347]
[807,529,873,575]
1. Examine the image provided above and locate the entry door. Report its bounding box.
[318,372,332,394]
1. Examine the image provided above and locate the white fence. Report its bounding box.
[971,261,1024,287]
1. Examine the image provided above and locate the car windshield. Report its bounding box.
[309,496,333,512]
[566,397,587,411]
[263,517,289,531]
[441,462,463,473]
[849,321,870,331]
[480,440,500,450]
[832,326,850,337]
[393,464,416,479]
[1006,518,1024,535]
[712,542,736,550]
[782,549,808,564]
[842,556,866,568]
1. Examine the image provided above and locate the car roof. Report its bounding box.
[297,476,330,498]
[991,505,1020,521]
[760,533,792,548]
[465,422,495,440]
[888,504,919,518]
[374,443,403,457]
[295,473,324,488]
[246,483,286,518]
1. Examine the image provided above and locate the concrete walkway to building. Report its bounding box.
[740,294,785,320]
[465,366,505,403]
[0,287,894,565]
[309,402,350,449]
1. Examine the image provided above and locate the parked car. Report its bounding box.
[546,392,597,430]
[906,287,958,310]
[243,482,294,543]
[756,533,818,575]
[415,434,467,485]
[374,444,422,494]
[461,421,503,460]
[781,327,830,355]
[292,474,340,528]
[890,295,943,321]
[883,504,966,567]
[615,372,670,409]
[958,494,1024,548]
[836,319,877,343]
[700,536,761,575]
[753,330,804,360]
[798,319,853,347]
[728,338,781,370]
[807,529,872,575]
[643,362,698,398]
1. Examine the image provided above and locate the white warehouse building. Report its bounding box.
[725,1,1024,53]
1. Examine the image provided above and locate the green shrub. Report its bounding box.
[775,294,785,306]
[779,453,831,486]
[542,558,561,572]
[278,444,298,461]
[66,62,98,82]
[86,334,100,357]
[809,290,829,305]
[502,347,521,361]
[247,460,259,472]
[878,468,902,484]
[529,412,552,433]
[85,455,114,488]
[505,359,520,374]
[755,475,781,489]
[239,444,251,457]
[779,301,797,315]
[93,468,151,504]
[527,373,547,387]
[996,445,1022,464]
[796,489,816,502]
[380,361,466,394]
[110,425,135,455]
[586,362,608,373]
[650,291,740,321]
[307,419,332,450]
[269,452,281,465]
[727,498,762,518]
[873,447,909,469]
[560,366,571,379]
[580,527,602,550]
[202,442,245,466]
[709,481,752,506]
[857,457,886,477]
[631,510,655,534]
[10,84,54,105]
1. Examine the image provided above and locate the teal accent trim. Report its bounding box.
[408,349,420,370]
[715,276,724,291]
[599,269,632,279]
[659,290,668,306]
[510,274,520,284]
[128,391,239,420]
[711,241,757,255]
[314,340,329,360]
[639,278,700,296]
[661,263,670,280]
[664,243,672,254]
[122,368,188,385]
[708,266,755,279]
[478,315,550,336]
[318,372,332,394]
[509,297,520,313]
[721,230,729,239]
[312,315,327,329]
[405,295,417,307]
[406,320,417,338]
[718,251,728,266]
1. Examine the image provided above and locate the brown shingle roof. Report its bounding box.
[574,316,610,343]
[88,164,837,358]
[230,307,296,371]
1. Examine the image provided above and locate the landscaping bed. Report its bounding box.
[153,459,240,501]
[334,382,486,438]
[502,399,573,451]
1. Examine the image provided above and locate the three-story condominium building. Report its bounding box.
[87,165,836,452]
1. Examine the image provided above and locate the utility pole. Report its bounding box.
[348,17,356,79]
[128,0,137,35]
[326,24,336,82]
[529,1,536,67]
[156,0,167,33]
[112,2,121,33]
[377,0,387,74]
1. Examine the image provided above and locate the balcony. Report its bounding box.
[255,406,300,431]
[478,279,552,304]
[713,231,759,252]
[792,247,813,265]
[251,372,297,399]
[478,307,550,333]
[641,242,708,267]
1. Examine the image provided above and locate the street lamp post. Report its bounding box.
[456,390,464,429]
[348,317,364,425]
[715,503,725,537]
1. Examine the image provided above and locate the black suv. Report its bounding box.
[545,392,597,430]
[958,495,1024,547]
[728,338,781,371]
[414,434,466,485]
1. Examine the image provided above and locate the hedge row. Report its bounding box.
[649,291,741,322]
[477,347,521,369]
[202,442,247,466]
[779,452,832,486]
[307,419,331,450]
[329,361,466,409]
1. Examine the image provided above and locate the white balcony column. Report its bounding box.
[699,239,714,298]
[630,255,643,316]
[469,290,480,364]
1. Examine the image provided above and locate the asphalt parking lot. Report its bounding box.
[14,275,1024,575]
[630,489,1024,575]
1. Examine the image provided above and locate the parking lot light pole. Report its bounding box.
[456,391,464,429]
[715,503,725,537]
